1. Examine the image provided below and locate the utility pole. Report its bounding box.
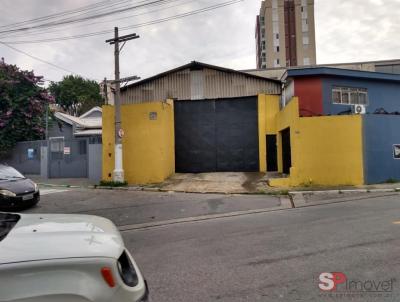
[106,27,139,183]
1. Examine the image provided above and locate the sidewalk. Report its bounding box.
[159,172,271,194]
[27,175,94,188]
[28,173,400,196]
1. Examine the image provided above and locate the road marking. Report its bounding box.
[40,188,69,195]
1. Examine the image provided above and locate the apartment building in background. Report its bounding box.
[256,0,317,69]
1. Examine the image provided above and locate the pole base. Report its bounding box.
[113,143,124,182]
[112,169,125,183]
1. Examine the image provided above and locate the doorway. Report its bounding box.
[266,135,278,171]
[281,128,292,174]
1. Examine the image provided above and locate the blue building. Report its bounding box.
[282,67,400,184]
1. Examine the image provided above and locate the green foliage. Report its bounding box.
[99,180,128,187]
[0,60,53,158]
[385,178,399,184]
[49,75,103,116]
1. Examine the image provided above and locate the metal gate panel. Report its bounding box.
[175,100,216,173]
[49,138,88,178]
[215,98,259,172]
[174,97,259,173]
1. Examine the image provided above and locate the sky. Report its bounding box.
[0,0,399,83]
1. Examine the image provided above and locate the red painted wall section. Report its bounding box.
[294,77,324,116]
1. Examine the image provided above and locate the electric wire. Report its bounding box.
[0,0,179,35]
[0,41,93,79]
[0,0,242,44]
[0,0,193,39]
[0,0,134,30]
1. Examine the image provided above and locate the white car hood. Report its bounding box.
[0,214,125,265]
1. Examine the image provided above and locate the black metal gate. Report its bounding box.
[281,128,292,174]
[174,97,259,173]
[266,135,278,172]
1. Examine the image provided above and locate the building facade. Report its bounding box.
[256,0,317,69]
[102,62,400,187]
[269,67,400,186]
[103,62,281,184]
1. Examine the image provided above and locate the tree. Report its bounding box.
[0,59,53,158]
[49,75,103,116]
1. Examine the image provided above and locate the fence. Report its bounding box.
[3,138,102,183]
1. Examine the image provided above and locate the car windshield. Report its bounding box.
[0,213,20,242]
[0,166,25,180]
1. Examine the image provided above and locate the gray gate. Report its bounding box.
[49,138,88,178]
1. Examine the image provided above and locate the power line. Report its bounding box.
[0,0,175,35]
[0,0,132,30]
[0,0,243,44]
[0,41,90,79]
[0,0,192,39]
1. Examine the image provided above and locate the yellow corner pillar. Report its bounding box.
[258,94,267,172]
[258,94,280,173]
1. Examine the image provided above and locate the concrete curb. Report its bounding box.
[48,182,400,196]
[90,185,156,192]
[119,200,292,232]
[289,188,400,208]
[92,185,290,195]
[38,183,81,189]
[289,188,400,195]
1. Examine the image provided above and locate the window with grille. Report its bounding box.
[332,87,368,105]
[50,138,64,160]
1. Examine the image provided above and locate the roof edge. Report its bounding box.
[283,66,400,82]
[121,61,281,91]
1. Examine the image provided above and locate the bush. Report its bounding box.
[99,180,128,187]
[0,60,53,157]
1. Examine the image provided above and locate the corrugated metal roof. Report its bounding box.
[74,129,102,136]
[121,61,281,104]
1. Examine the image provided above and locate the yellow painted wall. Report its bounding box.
[258,94,280,172]
[102,101,175,184]
[275,98,300,174]
[293,115,364,186]
[268,97,364,187]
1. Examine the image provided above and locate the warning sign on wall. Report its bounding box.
[64,147,71,155]
[394,145,400,159]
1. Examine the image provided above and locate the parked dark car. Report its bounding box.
[0,165,40,211]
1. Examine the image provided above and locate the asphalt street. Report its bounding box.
[27,188,283,226]
[27,187,400,301]
[125,193,400,302]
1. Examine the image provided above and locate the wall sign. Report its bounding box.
[27,148,35,160]
[149,112,157,120]
[118,128,125,138]
[394,145,400,159]
[63,147,71,155]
